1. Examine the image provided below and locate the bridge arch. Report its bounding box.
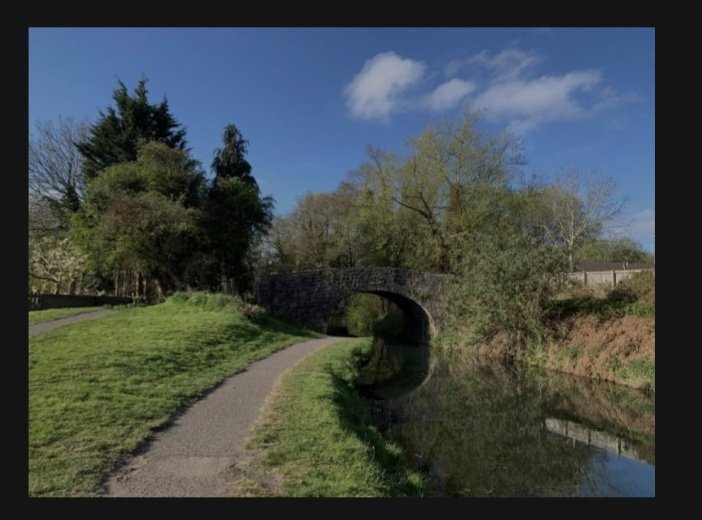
[255,267,452,343]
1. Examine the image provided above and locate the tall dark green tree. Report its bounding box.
[71,142,205,299]
[206,124,273,294]
[76,79,187,181]
[211,124,256,187]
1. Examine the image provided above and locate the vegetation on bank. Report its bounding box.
[229,337,427,497]
[29,306,105,325]
[30,80,272,300]
[28,292,316,496]
[535,270,655,391]
[438,270,655,391]
[548,270,655,319]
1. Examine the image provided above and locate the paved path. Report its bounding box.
[28,310,114,337]
[104,335,343,497]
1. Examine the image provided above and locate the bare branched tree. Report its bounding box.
[543,169,626,271]
[29,117,90,219]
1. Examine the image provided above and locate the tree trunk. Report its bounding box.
[568,247,574,273]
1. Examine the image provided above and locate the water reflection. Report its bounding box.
[357,342,655,497]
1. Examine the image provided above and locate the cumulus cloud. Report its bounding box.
[473,70,602,133]
[344,51,425,121]
[424,79,476,111]
[344,47,629,131]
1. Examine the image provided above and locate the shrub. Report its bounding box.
[446,236,569,347]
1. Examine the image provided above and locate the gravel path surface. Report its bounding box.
[104,335,344,497]
[28,310,114,337]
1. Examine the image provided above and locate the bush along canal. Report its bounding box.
[356,337,655,497]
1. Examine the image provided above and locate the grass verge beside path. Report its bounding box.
[29,293,317,497]
[29,306,106,325]
[230,337,426,497]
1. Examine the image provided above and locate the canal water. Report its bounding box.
[356,341,655,497]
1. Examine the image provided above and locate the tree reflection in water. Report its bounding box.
[357,340,655,497]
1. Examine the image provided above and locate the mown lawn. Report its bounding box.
[28,293,317,496]
[237,337,426,497]
[29,306,105,325]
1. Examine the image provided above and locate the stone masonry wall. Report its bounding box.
[255,267,452,343]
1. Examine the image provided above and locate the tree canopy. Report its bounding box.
[76,79,187,181]
[205,124,273,293]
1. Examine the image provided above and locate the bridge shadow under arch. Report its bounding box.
[328,290,433,344]
[255,267,452,344]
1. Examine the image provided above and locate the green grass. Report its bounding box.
[28,292,317,496]
[559,344,582,367]
[240,337,427,497]
[620,358,656,391]
[29,306,106,325]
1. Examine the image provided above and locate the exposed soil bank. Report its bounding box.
[444,314,655,392]
[535,314,655,391]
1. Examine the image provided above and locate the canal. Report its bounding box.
[356,340,655,497]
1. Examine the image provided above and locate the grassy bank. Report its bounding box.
[440,270,655,391]
[29,306,105,325]
[524,314,655,392]
[228,337,426,497]
[28,292,316,497]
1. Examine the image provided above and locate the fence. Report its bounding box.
[569,268,651,289]
[28,293,134,310]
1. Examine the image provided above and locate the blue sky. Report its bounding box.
[29,28,655,251]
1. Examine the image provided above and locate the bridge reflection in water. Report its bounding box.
[544,417,646,464]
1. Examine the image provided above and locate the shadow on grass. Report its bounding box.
[327,370,426,497]
[250,314,320,339]
[97,312,318,495]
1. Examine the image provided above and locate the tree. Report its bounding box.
[29,195,62,240]
[576,237,649,264]
[447,236,569,347]
[265,188,361,272]
[29,236,89,294]
[211,124,256,187]
[349,112,521,272]
[76,79,187,181]
[540,170,625,272]
[205,178,273,293]
[72,142,205,298]
[205,124,273,294]
[29,117,89,225]
[96,192,200,296]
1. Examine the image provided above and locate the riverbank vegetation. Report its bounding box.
[442,270,655,390]
[262,109,653,385]
[227,337,426,497]
[29,292,315,496]
[530,270,655,391]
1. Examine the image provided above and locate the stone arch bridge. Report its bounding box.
[255,267,453,343]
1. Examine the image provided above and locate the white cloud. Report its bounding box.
[344,47,630,130]
[424,79,476,112]
[469,48,542,80]
[473,70,602,133]
[344,51,425,121]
